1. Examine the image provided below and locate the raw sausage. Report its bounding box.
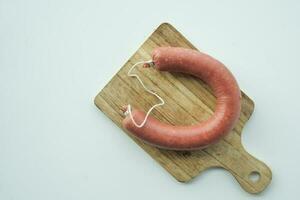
[122,47,241,150]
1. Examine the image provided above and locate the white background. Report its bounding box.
[1,0,299,199]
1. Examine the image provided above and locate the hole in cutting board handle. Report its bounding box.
[248,171,261,183]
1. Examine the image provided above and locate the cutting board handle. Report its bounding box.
[222,145,272,194]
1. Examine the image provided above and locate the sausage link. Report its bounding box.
[123,47,241,150]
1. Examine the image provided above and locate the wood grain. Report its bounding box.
[94,23,272,194]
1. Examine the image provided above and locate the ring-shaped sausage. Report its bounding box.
[123,47,241,150]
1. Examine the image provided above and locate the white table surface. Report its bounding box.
[1,0,300,199]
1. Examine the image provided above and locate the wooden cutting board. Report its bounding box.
[94,23,272,194]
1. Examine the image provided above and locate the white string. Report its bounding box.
[125,60,165,128]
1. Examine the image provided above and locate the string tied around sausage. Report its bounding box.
[123,59,165,128]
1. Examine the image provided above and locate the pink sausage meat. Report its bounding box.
[123,47,241,150]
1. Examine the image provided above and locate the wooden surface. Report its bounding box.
[94,23,272,194]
